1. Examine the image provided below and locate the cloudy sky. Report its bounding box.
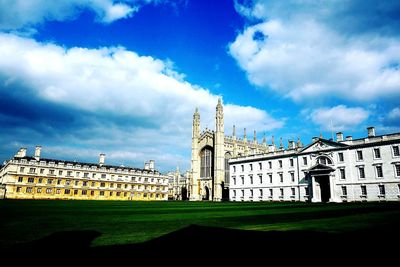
[0,0,399,172]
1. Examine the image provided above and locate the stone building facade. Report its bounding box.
[229,127,400,202]
[167,167,191,200]
[0,146,169,200]
[190,99,277,201]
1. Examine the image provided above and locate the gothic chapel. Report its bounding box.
[190,99,274,201]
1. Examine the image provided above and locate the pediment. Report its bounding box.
[300,138,348,153]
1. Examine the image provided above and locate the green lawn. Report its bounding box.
[1,200,400,248]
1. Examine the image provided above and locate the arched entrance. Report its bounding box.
[204,186,210,200]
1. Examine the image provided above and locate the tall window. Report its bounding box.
[269,174,272,183]
[250,164,253,171]
[341,186,347,196]
[338,152,344,162]
[18,177,23,182]
[259,189,263,197]
[278,160,282,168]
[259,162,262,170]
[358,167,365,179]
[290,172,295,182]
[291,188,295,196]
[374,148,381,159]
[376,165,383,178]
[280,188,284,197]
[249,175,253,184]
[200,148,213,178]
[361,185,367,196]
[224,152,231,183]
[395,164,400,177]
[303,157,307,166]
[290,158,294,167]
[378,185,385,195]
[268,162,272,169]
[269,188,273,197]
[393,145,400,157]
[279,173,283,183]
[357,150,363,161]
[340,168,346,180]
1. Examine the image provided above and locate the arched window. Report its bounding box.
[225,152,232,183]
[317,156,332,165]
[200,148,213,179]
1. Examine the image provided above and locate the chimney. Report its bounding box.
[18,148,27,157]
[149,160,155,171]
[99,153,105,166]
[144,162,150,170]
[367,127,375,137]
[336,132,343,142]
[34,146,41,160]
[346,136,353,141]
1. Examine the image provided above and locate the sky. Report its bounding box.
[0,0,399,172]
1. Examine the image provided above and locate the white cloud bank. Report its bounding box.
[230,0,400,102]
[0,33,283,170]
[0,0,157,30]
[309,105,369,131]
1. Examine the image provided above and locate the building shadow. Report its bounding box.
[8,224,399,264]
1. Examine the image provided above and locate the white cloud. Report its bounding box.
[230,1,400,102]
[388,107,400,120]
[0,0,158,30]
[309,105,369,131]
[0,33,283,171]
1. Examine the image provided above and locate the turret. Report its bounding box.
[192,107,200,139]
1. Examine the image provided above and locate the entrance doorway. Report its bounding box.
[181,187,188,201]
[204,186,210,200]
[316,176,330,202]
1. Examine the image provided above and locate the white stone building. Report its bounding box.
[229,127,400,202]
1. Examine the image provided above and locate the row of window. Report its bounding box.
[17,159,154,174]
[15,186,166,198]
[232,145,400,173]
[232,184,400,199]
[232,163,400,184]
[339,164,400,180]
[16,177,167,191]
[340,184,398,197]
[232,172,296,185]
[17,167,167,183]
[232,187,300,198]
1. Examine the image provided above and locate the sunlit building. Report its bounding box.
[0,147,169,200]
[229,127,400,202]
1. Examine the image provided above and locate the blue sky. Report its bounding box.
[0,0,399,172]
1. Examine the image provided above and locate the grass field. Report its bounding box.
[1,200,400,250]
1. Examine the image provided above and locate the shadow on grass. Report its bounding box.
[9,224,399,264]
